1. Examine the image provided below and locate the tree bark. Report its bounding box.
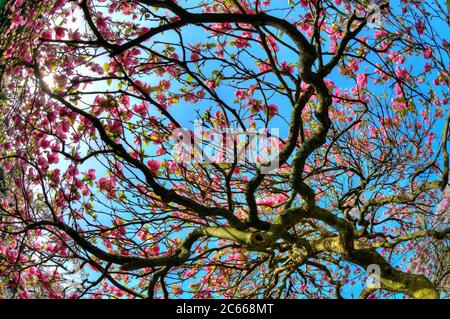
[313,237,439,299]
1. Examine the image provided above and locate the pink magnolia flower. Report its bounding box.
[133,101,149,117]
[147,159,161,174]
[204,80,216,90]
[280,61,294,74]
[49,290,60,299]
[98,177,115,191]
[119,94,130,108]
[54,27,66,40]
[395,65,409,80]
[257,60,272,72]
[52,0,65,12]
[267,104,279,118]
[145,245,160,256]
[71,31,82,41]
[357,73,368,89]
[69,293,79,299]
[96,16,108,32]
[37,155,48,168]
[12,0,23,9]
[40,139,51,148]
[67,165,79,177]
[41,30,53,40]
[415,20,425,35]
[11,13,25,28]
[422,47,433,59]
[19,290,30,299]
[85,168,96,180]
[234,89,247,101]
[47,152,59,164]
[347,59,359,72]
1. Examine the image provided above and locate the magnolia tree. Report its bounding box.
[0,0,449,299]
